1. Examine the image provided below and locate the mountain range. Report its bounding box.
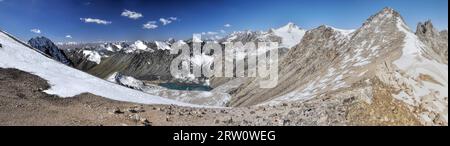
[0,7,447,125]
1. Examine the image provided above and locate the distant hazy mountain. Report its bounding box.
[222,22,306,49]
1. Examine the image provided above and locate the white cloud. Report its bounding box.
[80,18,112,25]
[30,29,41,34]
[169,17,178,21]
[143,21,158,29]
[66,35,72,38]
[220,29,226,33]
[159,17,178,26]
[207,31,218,35]
[121,9,143,20]
[224,24,232,27]
[159,18,172,26]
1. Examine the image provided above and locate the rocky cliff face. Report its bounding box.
[28,37,72,66]
[415,20,448,64]
[230,8,448,125]
[83,49,177,81]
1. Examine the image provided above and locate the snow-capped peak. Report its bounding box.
[132,40,148,50]
[221,23,306,48]
[81,50,102,64]
[271,22,306,48]
[363,7,403,27]
[277,22,301,32]
[123,40,153,53]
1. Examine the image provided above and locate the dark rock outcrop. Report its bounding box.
[28,37,73,66]
[416,20,448,64]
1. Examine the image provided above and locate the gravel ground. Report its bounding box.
[0,68,422,126]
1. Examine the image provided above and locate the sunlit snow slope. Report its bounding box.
[0,30,201,107]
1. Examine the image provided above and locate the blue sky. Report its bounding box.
[0,0,448,42]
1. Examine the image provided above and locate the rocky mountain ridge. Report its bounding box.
[229,8,448,125]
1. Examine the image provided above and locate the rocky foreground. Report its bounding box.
[0,68,423,126]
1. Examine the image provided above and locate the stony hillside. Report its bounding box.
[230,8,448,125]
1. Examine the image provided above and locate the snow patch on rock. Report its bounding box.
[155,41,172,50]
[82,50,101,64]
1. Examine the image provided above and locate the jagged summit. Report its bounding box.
[416,20,448,64]
[416,20,440,37]
[363,7,404,27]
[376,7,402,18]
[270,22,306,48]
